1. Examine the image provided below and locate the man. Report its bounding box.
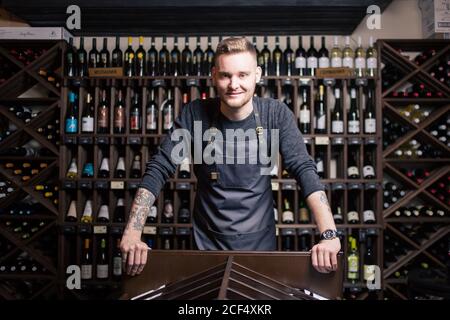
[120,37,341,276]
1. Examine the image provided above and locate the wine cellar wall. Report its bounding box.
[0,36,448,300]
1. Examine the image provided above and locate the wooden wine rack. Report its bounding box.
[0,40,63,299]
[378,39,450,300]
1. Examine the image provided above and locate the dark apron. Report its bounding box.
[192,97,276,251]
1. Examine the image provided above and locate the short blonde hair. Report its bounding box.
[215,37,257,66]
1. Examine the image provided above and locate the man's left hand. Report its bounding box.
[311,238,341,273]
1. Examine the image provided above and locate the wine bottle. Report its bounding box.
[65,37,77,76]
[363,235,376,282]
[112,239,122,279]
[306,36,318,76]
[331,87,344,134]
[181,36,192,76]
[65,92,78,133]
[272,36,282,76]
[179,157,191,179]
[115,156,126,178]
[162,199,174,223]
[124,37,135,77]
[97,89,109,133]
[282,198,294,224]
[178,199,191,223]
[114,198,125,223]
[363,149,375,179]
[146,205,157,224]
[81,200,93,224]
[192,37,203,76]
[203,36,215,76]
[133,36,146,76]
[131,154,142,179]
[355,36,366,78]
[97,204,110,223]
[162,89,174,132]
[171,36,181,76]
[114,90,126,134]
[77,37,88,77]
[99,38,110,68]
[159,36,170,76]
[295,36,307,76]
[366,36,377,77]
[66,158,78,179]
[81,238,92,280]
[81,93,94,133]
[363,191,376,224]
[259,36,271,77]
[347,236,359,282]
[299,87,310,134]
[347,192,360,224]
[333,206,344,224]
[364,85,376,134]
[147,37,158,76]
[111,36,123,67]
[315,85,326,134]
[315,151,325,178]
[284,36,294,77]
[82,161,94,178]
[66,200,78,222]
[146,88,158,133]
[330,36,343,68]
[130,92,142,134]
[342,36,354,71]
[98,157,110,178]
[318,36,330,69]
[348,88,360,134]
[88,38,100,68]
[347,147,360,179]
[96,238,109,280]
[298,200,310,224]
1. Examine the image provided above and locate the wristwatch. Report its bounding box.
[320,229,338,240]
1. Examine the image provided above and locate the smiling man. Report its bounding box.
[120,37,340,276]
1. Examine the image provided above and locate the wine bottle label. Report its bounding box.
[347,210,359,222]
[332,120,344,133]
[348,120,360,133]
[347,255,359,274]
[367,57,377,69]
[146,110,157,130]
[363,264,376,281]
[130,115,140,130]
[364,118,376,133]
[164,112,173,130]
[355,57,366,69]
[282,210,294,223]
[96,264,109,279]
[100,158,109,171]
[299,208,309,222]
[113,257,122,276]
[180,161,190,173]
[348,166,359,177]
[81,264,92,279]
[98,108,109,128]
[363,209,376,223]
[333,213,343,221]
[295,56,306,69]
[316,160,324,173]
[65,118,78,133]
[363,165,375,178]
[343,57,354,68]
[114,109,124,128]
[307,57,318,69]
[299,110,310,124]
[331,57,342,68]
[149,206,157,218]
[317,114,326,129]
[81,117,94,132]
[117,198,125,206]
[116,158,125,171]
[319,57,330,68]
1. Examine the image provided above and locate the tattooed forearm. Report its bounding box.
[126,188,156,232]
[319,191,332,214]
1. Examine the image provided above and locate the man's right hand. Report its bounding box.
[120,234,149,276]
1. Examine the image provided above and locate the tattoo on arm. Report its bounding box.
[127,188,156,232]
[319,191,332,215]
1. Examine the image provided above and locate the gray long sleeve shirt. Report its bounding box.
[140,96,324,200]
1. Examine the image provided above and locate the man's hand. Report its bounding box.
[120,234,149,276]
[311,238,341,273]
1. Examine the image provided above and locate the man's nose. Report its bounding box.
[228,76,239,90]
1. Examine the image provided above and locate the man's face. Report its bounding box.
[212,52,262,110]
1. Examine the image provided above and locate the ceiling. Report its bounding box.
[1,0,393,36]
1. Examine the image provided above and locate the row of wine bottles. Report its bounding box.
[346,234,378,284]
[0,252,46,274]
[2,161,50,182]
[392,206,447,218]
[65,89,176,134]
[0,195,46,216]
[428,174,450,206]
[65,35,378,78]
[3,220,47,240]
[0,180,15,199]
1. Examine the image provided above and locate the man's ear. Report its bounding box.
[255,66,262,84]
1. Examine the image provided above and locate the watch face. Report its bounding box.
[323,230,336,239]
